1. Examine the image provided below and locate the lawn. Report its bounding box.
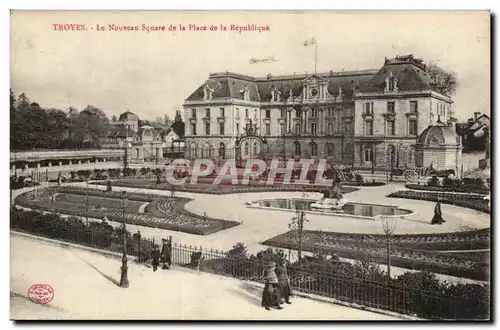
[15,187,240,235]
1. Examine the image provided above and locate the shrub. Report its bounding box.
[107,168,122,178]
[106,181,112,192]
[355,174,364,185]
[427,176,440,187]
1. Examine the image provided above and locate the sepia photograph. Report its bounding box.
[8,10,491,321]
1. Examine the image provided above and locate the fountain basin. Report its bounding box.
[247,198,414,221]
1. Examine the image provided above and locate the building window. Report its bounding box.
[219,143,226,158]
[265,123,271,136]
[265,110,271,119]
[191,109,196,118]
[387,145,396,165]
[205,122,210,135]
[410,101,418,113]
[327,123,333,135]
[310,123,317,136]
[281,109,286,118]
[190,143,197,158]
[327,108,333,117]
[220,108,225,117]
[191,123,197,136]
[236,123,240,135]
[388,79,396,91]
[279,123,285,135]
[219,122,225,135]
[253,142,258,156]
[245,109,249,118]
[296,109,302,118]
[294,141,301,156]
[387,120,395,135]
[294,122,300,135]
[136,149,140,158]
[205,108,210,118]
[387,102,395,113]
[326,143,334,157]
[365,121,373,135]
[408,146,415,165]
[244,142,249,156]
[409,120,417,136]
[254,109,257,118]
[309,142,318,157]
[363,145,373,163]
[311,109,318,118]
[363,102,373,114]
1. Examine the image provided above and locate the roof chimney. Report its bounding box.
[474,111,481,121]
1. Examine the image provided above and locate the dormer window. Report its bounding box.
[385,73,399,92]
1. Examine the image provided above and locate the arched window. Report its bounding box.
[327,123,333,135]
[203,143,211,159]
[325,143,334,157]
[294,141,301,156]
[190,143,198,158]
[253,141,258,156]
[309,142,318,157]
[219,143,226,158]
[244,142,249,156]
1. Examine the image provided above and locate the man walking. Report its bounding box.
[151,245,161,272]
[431,200,446,225]
[161,238,172,270]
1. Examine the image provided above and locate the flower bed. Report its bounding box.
[387,190,490,214]
[15,188,240,235]
[405,184,489,195]
[94,178,359,195]
[262,230,490,281]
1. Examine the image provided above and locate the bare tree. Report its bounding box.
[289,201,309,261]
[380,216,397,279]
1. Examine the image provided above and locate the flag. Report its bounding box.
[249,56,277,64]
[303,37,316,46]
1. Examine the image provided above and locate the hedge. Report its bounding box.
[405,184,489,195]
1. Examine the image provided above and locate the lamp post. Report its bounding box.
[120,190,129,288]
[85,181,89,226]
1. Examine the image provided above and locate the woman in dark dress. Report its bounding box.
[275,259,292,304]
[261,261,282,311]
[431,201,446,224]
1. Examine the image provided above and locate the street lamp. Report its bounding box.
[120,190,129,288]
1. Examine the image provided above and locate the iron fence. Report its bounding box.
[10,208,489,320]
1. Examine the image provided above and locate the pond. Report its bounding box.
[252,199,412,217]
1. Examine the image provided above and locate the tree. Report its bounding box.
[171,110,185,137]
[427,62,459,96]
[112,115,118,122]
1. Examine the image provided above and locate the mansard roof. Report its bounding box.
[359,55,439,94]
[185,70,377,102]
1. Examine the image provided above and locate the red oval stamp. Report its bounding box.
[27,284,54,304]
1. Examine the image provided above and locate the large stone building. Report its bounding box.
[183,55,458,170]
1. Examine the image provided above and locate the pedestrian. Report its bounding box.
[431,200,446,225]
[276,258,293,305]
[160,238,172,270]
[261,261,282,311]
[151,245,161,272]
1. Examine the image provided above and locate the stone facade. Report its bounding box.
[183,55,457,170]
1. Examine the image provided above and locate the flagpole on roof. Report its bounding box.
[314,40,317,75]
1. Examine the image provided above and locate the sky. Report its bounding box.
[10,10,490,122]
